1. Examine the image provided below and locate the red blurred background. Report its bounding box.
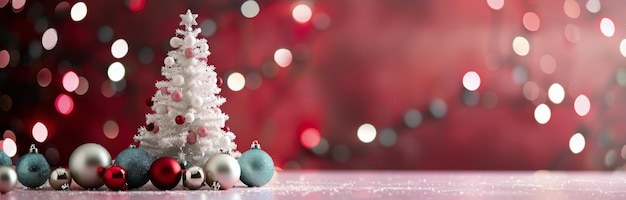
[1,0,626,170]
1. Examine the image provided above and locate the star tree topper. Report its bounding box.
[180,9,198,30]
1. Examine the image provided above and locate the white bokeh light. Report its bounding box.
[462,71,481,91]
[107,62,125,82]
[3,138,16,157]
[548,83,565,104]
[574,94,590,116]
[620,39,626,58]
[274,48,293,67]
[534,104,551,124]
[563,0,580,19]
[569,133,585,154]
[357,123,376,143]
[600,18,615,37]
[111,39,129,59]
[586,0,601,13]
[512,36,530,56]
[42,28,58,50]
[241,0,260,18]
[487,0,504,10]
[70,2,88,22]
[292,4,312,23]
[32,122,48,143]
[227,72,246,92]
[539,54,557,74]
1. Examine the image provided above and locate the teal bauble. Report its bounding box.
[0,151,11,166]
[16,145,50,188]
[238,140,274,187]
[113,145,153,189]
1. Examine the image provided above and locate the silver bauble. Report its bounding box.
[203,154,240,190]
[183,166,205,190]
[69,143,112,189]
[0,166,17,194]
[49,168,72,190]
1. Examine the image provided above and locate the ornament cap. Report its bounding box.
[29,144,38,153]
[251,140,261,149]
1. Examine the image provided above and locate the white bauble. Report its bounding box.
[191,96,204,108]
[203,154,240,190]
[69,143,112,189]
[164,57,175,67]
[201,43,209,51]
[168,109,178,118]
[184,36,196,47]
[0,166,17,194]
[172,75,185,86]
[219,136,231,147]
[169,37,182,48]
[185,113,195,123]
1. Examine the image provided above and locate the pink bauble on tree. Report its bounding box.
[185,48,194,58]
[172,91,183,102]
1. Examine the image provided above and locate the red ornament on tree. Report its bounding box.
[149,157,182,190]
[185,48,194,58]
[103,166,128,191]
[223,126,230,132]
[146,123,155,131]
[175,115,185,124]
[216,76,223,87]
[145,98,153,107]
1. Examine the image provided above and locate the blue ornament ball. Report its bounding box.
[16,146,50,188]
[0,151,11,166]
[238,141,274,187]
[113,146,153,189]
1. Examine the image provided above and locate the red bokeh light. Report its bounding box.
[128,0,145,12]
[300,128,320,149]
[55,94,74,115]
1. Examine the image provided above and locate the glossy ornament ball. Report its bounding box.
[239,141,275,187]
[114,147,153,189]
[183,166,205,190]
[0,151,11,166]
[49,168,72,190]
[103,166,128,191]
[169,37,182,48]
[185,48,194,58]
[175,115,186,124]
[203,154,240,190]
[0,166,17,194]
[16,145,50,188]
[149,157,182,190]
[69,143,112,189]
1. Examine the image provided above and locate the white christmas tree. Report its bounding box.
[135,9,240,167]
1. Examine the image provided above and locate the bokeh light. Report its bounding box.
[548,83,565,104]
[70,2,87,21]
[32,122,48,143]
[616,67,626,87]
[227,72,245,92]
[42,28,58,50]
[127,0,145,12]
[245,72,262,90]
[101,80,115,97]
[300,128,320,149]
[564,24,580,43]
[62,71,79,92]
[200,19,217,37]
[98,26,114,43]
[37,68,52,87]
[569,133,585,154]
[357,123,376,143]
[107,62,126,82]
[241,0,260,19]
[522,12,540,31]
[75,76,89,95]
[379,128,397,148]
[274,48,293,67]
[332,145,350,163]
[103,120,119,139]
[404,109,422,128]
[574,94,590,116]
[3,138,16,157]
[512,36,530,56]
[0,50,9,68]
[487,0,504,10]
[313,13,331,30]
[0,95,12,112]
[311,137,329,155]
[3,130,15,142]
[55,94,74,115]
[620,39,626,58]
[292,4,312,24]
[600,18,615,37]
[585,0,601,13]
[534,104,551,124]
[539,54,556,74]
[429,99,448,119]
[512,65,528,85]
[111,39,129,59]
[462,71,481,91]
[563,0,580,19]
[11,0,24,10]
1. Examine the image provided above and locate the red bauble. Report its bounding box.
[145,98,153,107]
[175,115,185,124]
[103,166,128,191]
[216,76,223,87]
[146,123,155,131]
[223,126,230,132]
[149,157,182,190]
